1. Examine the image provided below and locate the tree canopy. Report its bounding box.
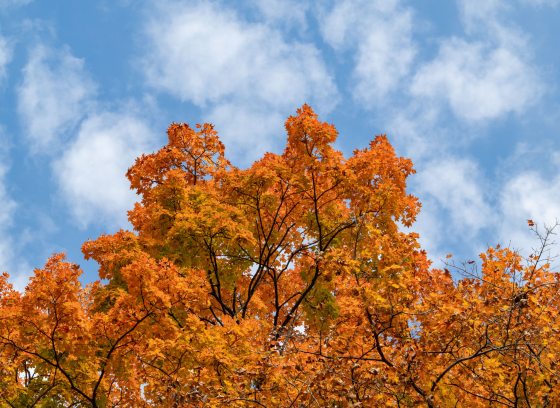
[1,105,559,407]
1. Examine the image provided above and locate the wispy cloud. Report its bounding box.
[415,157,492,233]
[0,36,11,83]
[17,42,156,230]
[519,0,559,6]
[17,44,96,153]
[457,0,507,33]
[411,38,541,121]
[411,156,493,262]
[320,0,416,105]
[0,38,31,289]
[411,0,542,123]
[248,0,311,31]
[0,162,17,265]
[0,0,32,9]
[378,0,545,261]
[141,0,337,163]
[53,112,155,229]
[0,128,31,290]
[499,170,560,253]
[1,0,557,276]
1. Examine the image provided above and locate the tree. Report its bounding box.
[1,105,560,406]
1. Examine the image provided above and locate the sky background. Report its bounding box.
[0,0,559,288]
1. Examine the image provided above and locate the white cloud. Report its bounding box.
[457,0,506,32]
[345,0,548,265]
[0,0,32,8]
[385,105,444,160]
[320,0,416,104]
[410,0,543,123]
[409,157,492,263]
[143,1,335,109]
[408,196,446,262]
[0,36,11,82]
[249,0,310,31]
[53,112,155,228]
[499,171,560,253]
[16,43,158,232]
[411,38,541,122]
[0,129,31,291]
[207,103,283,163]
[460,0,560,12]
[0,133,14,214]
[414,157,491,235]
[17,44,96,153]
[0,164,16,236]
[519,0,559,7]
[141,1,337,163]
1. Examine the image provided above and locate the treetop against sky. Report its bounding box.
[2,105,560,406]
[0,0,559,287]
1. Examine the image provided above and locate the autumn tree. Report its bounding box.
[1,105,560,407]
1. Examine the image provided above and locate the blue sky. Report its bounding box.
[0,0,559,288]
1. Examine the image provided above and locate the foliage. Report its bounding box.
[1,105,560,406]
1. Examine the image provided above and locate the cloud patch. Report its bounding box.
[410,156,493,263]
[519,0,559,8]
[411,0,542,123]
[141,1,337,163]
[249,0,310,31]
[53,112,155,228]
[0,0,32,9]
[411,38,541,121]
[17,44,96,153]
[0,129,31,291]
[320,0,416,105]
[0,36,11,82]
[0,162,16,261]
[206,103,284,163]
[499,170,560,253]
[415,158,491,234]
